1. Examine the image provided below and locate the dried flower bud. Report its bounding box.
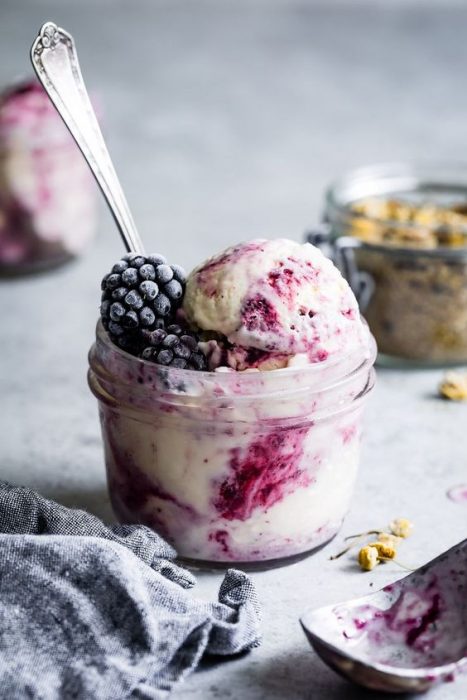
[439,372,467,401]
[378,532,402,547]
[368,541,397,560]
[358,545,379,571]
[389,518,413,539]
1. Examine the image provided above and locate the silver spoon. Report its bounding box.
[301,538,467,694]
[30,21,145,254]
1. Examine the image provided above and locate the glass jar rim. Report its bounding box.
[89,321,376,410]
[325,161,467,256]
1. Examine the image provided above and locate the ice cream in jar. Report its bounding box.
[89,238,376,564]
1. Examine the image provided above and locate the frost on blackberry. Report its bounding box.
[100,253,187,355]
[140,324,207,371]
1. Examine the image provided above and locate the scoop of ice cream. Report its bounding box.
[184,238,365,363]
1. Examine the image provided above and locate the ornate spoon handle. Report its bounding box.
[31,22,145,254]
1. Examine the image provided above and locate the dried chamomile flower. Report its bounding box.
[331,517,414,569]
[378,532,402,547]
[439,371,467,401]
[368,541,397,560]
[389,518,413,539]
[358,546,379,571]
[358,542,414,572]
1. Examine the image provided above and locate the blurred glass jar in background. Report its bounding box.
[0,79,97,274]
[312,163,467,366]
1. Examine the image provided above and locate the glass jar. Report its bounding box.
[0,80,97,274]
[318,163,467,366]
[88,321,376,567]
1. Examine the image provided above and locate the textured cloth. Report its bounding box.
[0,482,261,699]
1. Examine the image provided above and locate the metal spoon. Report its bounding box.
[301,538,467,693]
[30,21,145,254]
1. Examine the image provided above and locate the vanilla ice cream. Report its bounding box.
[183,238,365,365]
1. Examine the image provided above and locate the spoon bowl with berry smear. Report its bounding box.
[301,538,467,694]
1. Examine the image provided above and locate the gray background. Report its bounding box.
[1,1,466,698]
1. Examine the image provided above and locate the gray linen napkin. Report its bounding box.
[0,482,261,699]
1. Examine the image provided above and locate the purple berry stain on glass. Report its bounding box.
[214,427,310,521]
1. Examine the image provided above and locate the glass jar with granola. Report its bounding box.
[317,163,467,365]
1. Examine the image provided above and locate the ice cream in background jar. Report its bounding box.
[0,79,97,273]
[89,239,376,566]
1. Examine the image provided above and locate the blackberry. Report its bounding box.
[100,253,188,354]
[140,324,207,371]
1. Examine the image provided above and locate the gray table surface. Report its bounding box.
[1,1,466,698]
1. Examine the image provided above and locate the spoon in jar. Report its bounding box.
[30,21,145,255]
[301,538,467,693]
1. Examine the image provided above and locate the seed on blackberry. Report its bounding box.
[100,300,111,318]
[139,264,156,281]
[171,264,187,284]
[155,264,173,284]
[110,302,126,321]
[157,349,173,365]
[125,290,143,310]
[141,347,156,361]
[147,254,167,266]
[141,328,167,346]
[154,293,171,316]
[139,280,158,300]
[139,323,206,371]
[112,286,128,301]
[122,267,139,286]
[173,342,191,360]
[162,334,179,348]
[128,255,146,268]
[116,335,140,353]
[106,273,122,290]
[171,358,188,369]
[140,320,166,339]
[164,279,183,301]
[112,260,129,273]
[190,353,206,370]
[108,321,124,336]
[181,334,198,350]
[140,307,156,327]
[122,310,139,329]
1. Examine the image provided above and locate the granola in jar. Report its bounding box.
[323,163,467,365]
